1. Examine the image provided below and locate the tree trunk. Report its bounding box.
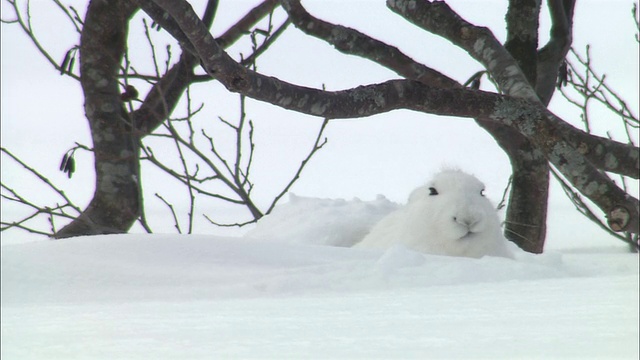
[477,121,549,253]
[489,0,549,253]
[53,0,275,238]
[281,0,550,252]
[54,1,140,238]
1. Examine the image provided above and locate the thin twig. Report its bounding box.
[497,176,512,210]
[164,119,196,234]
[155,193,182,233]
[141,146,239,203]
[241,19,291,67]
[1,148,82,213]
[4,1,81,81]
[266,118,330,214]
[203,214,258,227]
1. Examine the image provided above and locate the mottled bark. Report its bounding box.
[53,0,637,241]
[495,0,548,253]
[387,0,538,101]
[54,0,275,238]
[505,0,541,85]
[281,0,549,251]
[54,0,139,238]
[554,122,639,178]
[150,0,639,235]
[536,0,575,105]
[500,0,576,252]
[284,0,637,181]
[475,120,549,253]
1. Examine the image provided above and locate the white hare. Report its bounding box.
[356,169,514,258]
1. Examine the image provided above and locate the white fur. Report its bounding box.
[356,170,514,259]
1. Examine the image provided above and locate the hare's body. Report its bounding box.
[357,170,513,258]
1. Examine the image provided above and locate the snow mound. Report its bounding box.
[2,197,638,359]
[245,194,399,247]
[2,234,638,359]
[3,234,636,306]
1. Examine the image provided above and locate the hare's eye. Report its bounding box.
[429,187,438,196]
[480,189,486,196]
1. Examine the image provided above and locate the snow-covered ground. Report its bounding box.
[2,196,639,359]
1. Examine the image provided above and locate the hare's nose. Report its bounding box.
[454,215,481,230]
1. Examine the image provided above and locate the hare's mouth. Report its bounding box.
[458,231,478,241]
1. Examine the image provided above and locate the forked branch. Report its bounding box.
[150,0,639,234]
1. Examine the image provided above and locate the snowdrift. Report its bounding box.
[2,195,638,359]
[245,193,399,247]
[1,234,587,304]
[2,234,638,359]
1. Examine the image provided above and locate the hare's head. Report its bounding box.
[404,170,506,256]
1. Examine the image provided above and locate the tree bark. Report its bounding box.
[282,0,550,252]
[149,0,639,235]
[54,0,140,238]
[53,0,278,238]
[536,0,575,105]
[493,0,548,253]
[55,0,638,241]
[388,0,552,252]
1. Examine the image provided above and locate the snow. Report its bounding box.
[2,195,639,359]
[246,193,399,247]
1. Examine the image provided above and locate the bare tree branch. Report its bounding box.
[536,0,576,105]
[282,0,550,252]
[387,0,538,101]
[132,0,281,136]
[1,148,82,236]
[149,0,639,234]
[266,118,330,214]
[390,0,552,252]
[241,19,292,67]
[551,167,638,249]
[281,0,458,89]
[282,0,639,183]
[385,0,638,234]
[216,0,280,47]
[3,0,81,81]
[4,0,636,245]
[155,193,182,233]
